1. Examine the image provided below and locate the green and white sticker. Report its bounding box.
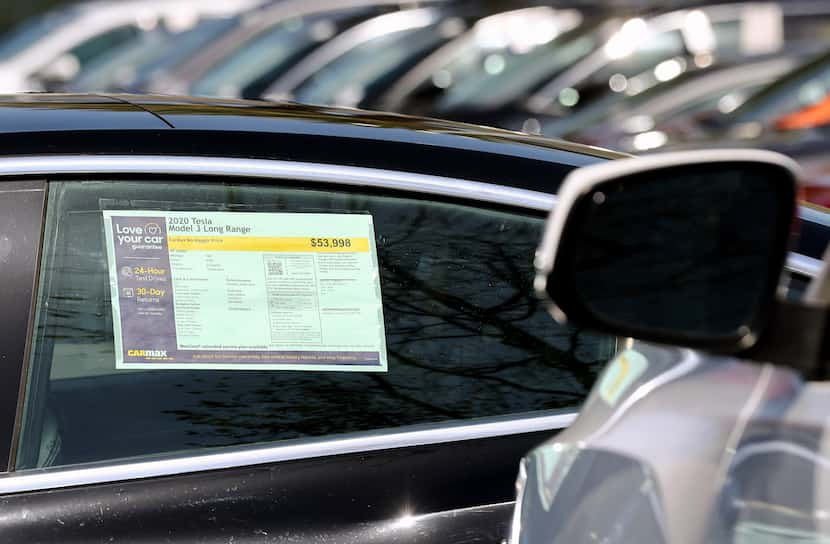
[103,210,387,372]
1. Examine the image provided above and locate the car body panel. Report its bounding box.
[0,94,619,191]
[0,94,169,132]
[515,341,830,543]
[1,431,546,543]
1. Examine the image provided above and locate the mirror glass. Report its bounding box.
[566,163,791,341]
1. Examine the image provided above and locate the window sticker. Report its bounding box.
[103,211,387,372]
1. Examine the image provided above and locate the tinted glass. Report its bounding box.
[18,180,614,469]
[567,166,787,338]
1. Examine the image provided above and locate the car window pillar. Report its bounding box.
[0,180,46,472]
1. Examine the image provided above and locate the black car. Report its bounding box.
[0,94,822,543]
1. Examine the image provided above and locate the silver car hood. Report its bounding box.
[513,341,830,543]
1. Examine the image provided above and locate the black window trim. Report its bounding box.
[0,180,47,474]
[0,154,818,494]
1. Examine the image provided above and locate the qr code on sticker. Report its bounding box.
[265,257,285,276]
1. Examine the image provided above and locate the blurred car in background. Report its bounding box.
[606,46,830,207]
[0,0,261,93]
[368,5,587,115]
[142,0,441,98]
[666,46,830,146]
[570,51,808,150]
[261,6,472,108]
[429,2,830,132]
[9,0,830,202]
[376,9,608,118]
[186,7,381,99]
[64,14,241,93]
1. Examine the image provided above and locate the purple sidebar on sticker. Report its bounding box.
[111,216,178,362]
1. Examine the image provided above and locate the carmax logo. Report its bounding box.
[128,349,168,357]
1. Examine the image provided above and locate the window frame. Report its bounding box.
[0,154,819,494]
[0,180,47,473]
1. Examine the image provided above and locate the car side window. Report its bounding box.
[16,179,615,470]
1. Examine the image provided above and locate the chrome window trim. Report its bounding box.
[0,411,576,494]
[787,252,822,278]
[0,154,557,211]
[800,204,830,227]
[0,153,821,493]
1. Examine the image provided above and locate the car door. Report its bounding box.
[0,157,615,543]
[0,155,825,542]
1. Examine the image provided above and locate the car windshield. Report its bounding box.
[293,23,449,107]
[191,15,347,98]
[435,25,600,112]
[0,5,80,59]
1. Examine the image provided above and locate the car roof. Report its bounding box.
[0,93,623,191]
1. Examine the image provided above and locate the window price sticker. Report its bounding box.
[103,210,387,372]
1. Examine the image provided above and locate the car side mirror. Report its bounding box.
[535,150,798,353]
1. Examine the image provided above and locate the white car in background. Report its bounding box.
[0,0,263,93]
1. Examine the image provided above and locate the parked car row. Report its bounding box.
[8,0,830,208]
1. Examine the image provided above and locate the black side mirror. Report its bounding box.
[535,150,798,353]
